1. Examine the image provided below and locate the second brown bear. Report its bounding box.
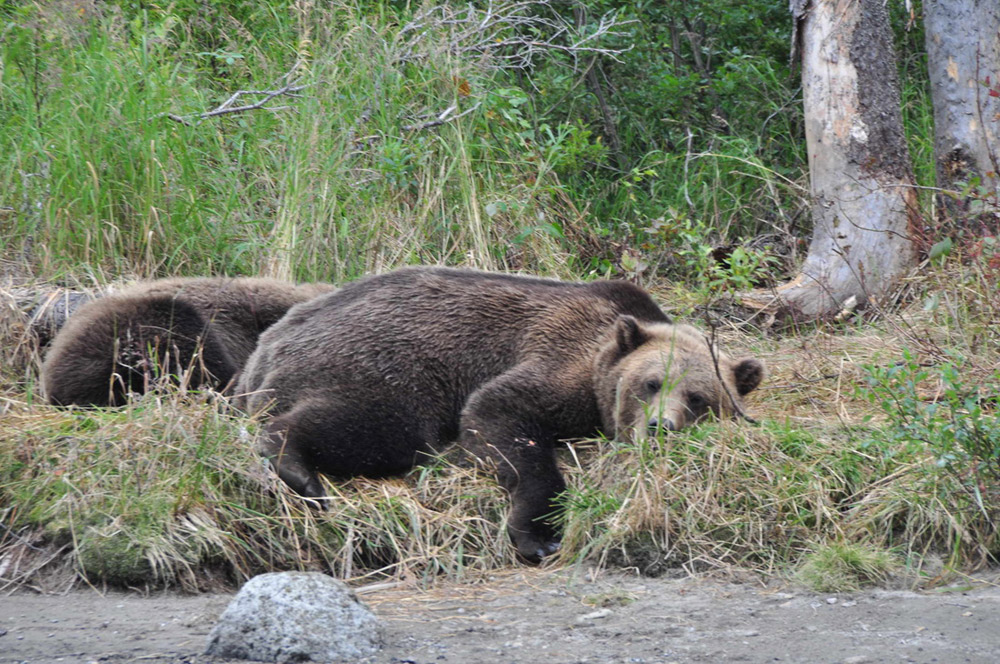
[237,267,764,561]
[42,277,334,407]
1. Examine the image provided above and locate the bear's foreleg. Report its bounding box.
[460,367,573,562]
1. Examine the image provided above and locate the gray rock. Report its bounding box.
[574,608,612,625]
[204,571,382,663]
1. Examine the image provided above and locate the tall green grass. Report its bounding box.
[2,1,943,287]
[2,3,283,276]
[1,1,629,282]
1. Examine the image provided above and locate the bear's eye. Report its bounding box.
[644,378,662,395]
[687,392,708,411]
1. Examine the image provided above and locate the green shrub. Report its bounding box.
[861,352,1000,503]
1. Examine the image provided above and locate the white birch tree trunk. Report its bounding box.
[924,0,1000,222]
[743,0,920,320]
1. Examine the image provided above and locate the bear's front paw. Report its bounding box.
[534,539,561,560]
[509,527,561,564]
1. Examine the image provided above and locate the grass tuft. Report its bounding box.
[796,543,896,593]
[0,390,514,590]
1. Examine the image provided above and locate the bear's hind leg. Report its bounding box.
[259,413,326,499]
[258,395,434,501]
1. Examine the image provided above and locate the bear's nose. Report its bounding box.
[647,417,677,433]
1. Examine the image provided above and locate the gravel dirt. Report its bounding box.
[3,568,999,664]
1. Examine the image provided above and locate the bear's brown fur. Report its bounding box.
[42,277,334,407]
[236,267,763,561]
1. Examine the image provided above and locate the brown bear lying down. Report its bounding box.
[236,267,764,561]
[42,277,334,407]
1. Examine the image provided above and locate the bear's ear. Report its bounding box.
[733,358,764,396]
[614,315,651,355]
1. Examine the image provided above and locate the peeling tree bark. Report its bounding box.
[742,0,920,320]
[924,0,1000,223]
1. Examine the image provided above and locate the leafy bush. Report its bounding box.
[859,352,1000,565]
[861,352,1000,501]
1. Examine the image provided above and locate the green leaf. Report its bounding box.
[929,237,953,262]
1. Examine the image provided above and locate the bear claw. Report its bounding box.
[518,539,560,563]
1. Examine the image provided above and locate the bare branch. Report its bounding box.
[397,0,633,72]
[160,62,310,125]
[401,103,482,132]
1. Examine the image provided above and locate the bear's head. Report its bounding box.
[593,316,764,440]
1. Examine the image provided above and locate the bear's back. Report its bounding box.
[237,267,669,415]
[290,266,665,329]
[131,277,334,367]
[42,276,334,406]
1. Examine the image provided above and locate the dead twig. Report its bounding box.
[161,62,310,126]
[703,317,757,424]
[401,103,482,132]
[398,0,632,72]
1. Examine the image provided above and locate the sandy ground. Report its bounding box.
[2,568,999,664]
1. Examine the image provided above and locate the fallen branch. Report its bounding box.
[401,102,482,132]
[161,63,310,126]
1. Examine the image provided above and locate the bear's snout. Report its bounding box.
[646,415,678,434]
